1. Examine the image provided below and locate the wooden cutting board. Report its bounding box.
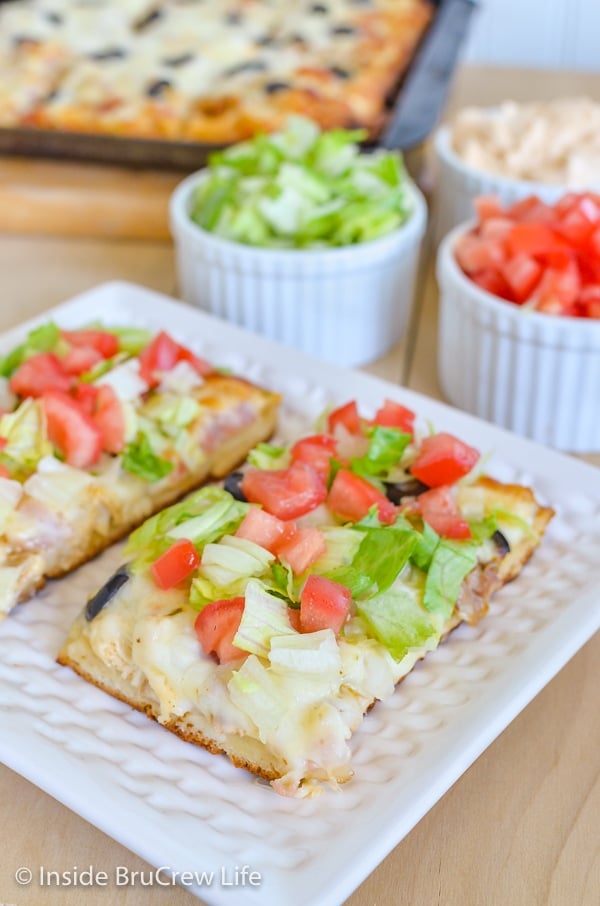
[0,156,183,241]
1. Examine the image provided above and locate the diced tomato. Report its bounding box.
[287,607,301,632]
[373,399,415,435]
[457,193,600,318]
[470,267,512,300]
[553,193,580,218]
[501,254,543,303]
[177,346,213,377]
[579,284,600,319]
[508,196,555,224]
[417,486,472,539]
[474,195,504,221]
[62,345,103,376]
[0,463,10,478]
[242,461,327,520]
[277,525,327,575]
[138,331,181,385]
[151,538,200,590]
[555,206,597,245]
[505,222,569,260]
[93,384,125,454]
[194,597,246,664]
[454,233,506,274]
[410,432,479,487]
[139,330,212,386]
[235,507,294,553]
[42,390,102,468]
[479,217,514,242]
[529,260,581,314]
[72,382,99,416]
[10,352,72,398]
[300,575,351,634]
[290,434,337,478]
[327,400,362,436]
[327,468,397,525]
[63,329,119,359]
[588,226,600,259]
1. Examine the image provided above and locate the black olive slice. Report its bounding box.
[264,81,289,94]
[330,65,350,79]
[134,8,163,31]
[85,566,130,622]
[256,34,275,47]
[89,48,127,61]
[224,471,247,502]
[147,79,171,97]
[224,60,267,77]
[492,530,511,557]
[384,478,429,505]
[162,52,195,67]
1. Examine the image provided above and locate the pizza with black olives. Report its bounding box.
[0,0,433,142]
[57,397,553,796]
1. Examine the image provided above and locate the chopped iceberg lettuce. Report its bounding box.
[0,322,61,378]
[269,630,341,684]
[247,442,290,470]
[233,579,293,658]
[142,394,201,431]
[24,456,96,516]
[121,432,173,483]
[105,326,153,355]
[127,487,248,559]
[167,499,249,547]
[227,655,289,740]
[357,582,441,662]
[189,117,411,248]
[0,399,52,476]
[198,536,274,593]
[423,540,479,620]
[326,527,416,599]
[351,426,412,485]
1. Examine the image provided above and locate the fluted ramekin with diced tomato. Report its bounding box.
[437,192,600,452]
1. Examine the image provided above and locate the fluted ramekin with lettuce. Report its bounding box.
[170,117,427,367]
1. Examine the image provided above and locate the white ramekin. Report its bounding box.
[432,125,600,243]
[169,172,427,367]
[437,224,600,453]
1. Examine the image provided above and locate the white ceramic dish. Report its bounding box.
[169,172,427,368]
[1,282,599,906]
[433,125,590,242]
[437,225,600,452]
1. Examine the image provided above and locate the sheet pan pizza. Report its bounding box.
[0,0,433,142]
[0,321,279,618]
[57,397,553,796]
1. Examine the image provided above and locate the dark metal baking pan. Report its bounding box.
[0,0,477,170]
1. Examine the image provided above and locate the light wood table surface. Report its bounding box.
[0,66,599,906]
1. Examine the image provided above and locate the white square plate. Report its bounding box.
[0,282,598,906]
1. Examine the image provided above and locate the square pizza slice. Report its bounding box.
[58,396,553,796]
[0,321,280,618]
